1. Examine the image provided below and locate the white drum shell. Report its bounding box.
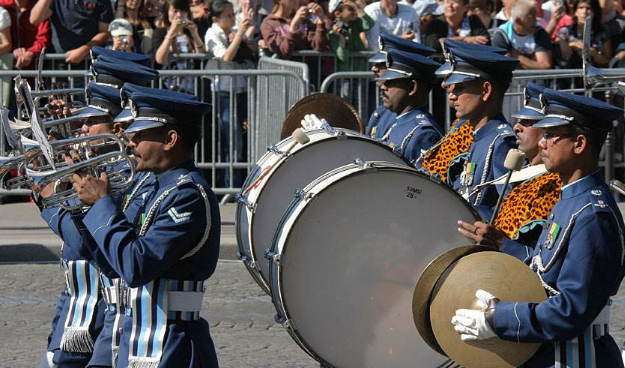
[270,162,480,368]
[236,129,409,294]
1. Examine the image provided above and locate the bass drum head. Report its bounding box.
[280,93,363,139]
[272,163,480,368]
[251,132,409,293]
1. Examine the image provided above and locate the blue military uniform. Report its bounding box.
[375,48,443,163]
[435,46,519,213]
[493,89,625,367]
[39,59,158,368]
[79,91,220,368]
[367,33,436,140]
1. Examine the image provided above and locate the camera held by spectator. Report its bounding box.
[109,18,135,52]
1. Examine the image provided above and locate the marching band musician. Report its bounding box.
[375,48,443,163]
[71,90,221,368]
[416,45,519,215]
[456,89,625,367]
[365,33,437,139]
[476,82,562,247]
[37,55,158,368]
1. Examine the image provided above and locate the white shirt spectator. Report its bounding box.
[0,7,11,30]
[204,23,249,91]
[365,2,419,51]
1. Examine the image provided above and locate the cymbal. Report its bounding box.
[412,245,493,355]
[429,251,547,368]
[280,93,363,139]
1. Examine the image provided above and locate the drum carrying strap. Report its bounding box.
[60,260,100,353]
[127,279,205,368]
[554,303,611,368]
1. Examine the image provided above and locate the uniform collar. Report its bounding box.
[154,160,196,188]
[560,170,602,199]
[473,114,507,141]
[395,105,429,120]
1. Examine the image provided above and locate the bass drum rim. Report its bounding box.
[245,130,411,294]
[271,162,480,367]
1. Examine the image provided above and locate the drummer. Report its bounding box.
[366,33,437,139]
[375,49,443,163]
[416,46,519,214]
[476,82,562,247]
[456,89,625,367]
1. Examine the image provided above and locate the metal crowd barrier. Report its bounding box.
[0,68,307,198]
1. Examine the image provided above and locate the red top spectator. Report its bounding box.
[0,0,49,69]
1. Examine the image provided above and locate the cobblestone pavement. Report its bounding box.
[1,260,624,368]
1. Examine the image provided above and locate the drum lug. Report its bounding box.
[295,189,316,201]
[354,158,377,172]
[264,249,281,265]
[283,319,297,331]
[267,145,291,158]
[334,130,347,139]
[236,195,257,213]
[249,261,260,270]
[236,252,250,263]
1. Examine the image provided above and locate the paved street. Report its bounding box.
[0,261,319,368]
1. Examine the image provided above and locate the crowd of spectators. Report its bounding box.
[0,0,624,84]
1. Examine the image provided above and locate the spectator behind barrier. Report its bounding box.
[115,0,156,56]
[423,0,490,58]
[108,18,136,53]
[260,0,329,59]
[491,0,553,69]
[550,0,576,41]
[205,0,254,188]
[329,0,374,71]
[540,0,566,37]
[364,0,419,52]
[191,0,212,39]
[235,0,266,44]
[0,0,49,70]
[153,0,207,93]
[494,0,516,26]
[467,0,495,29]
[556,0,611,67]
[30,0,114,65]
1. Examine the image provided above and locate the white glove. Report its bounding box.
[451,289,498,341]
[301,114,324,130]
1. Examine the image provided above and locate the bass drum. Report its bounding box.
[268,161,480,368]
[236,128,409,294]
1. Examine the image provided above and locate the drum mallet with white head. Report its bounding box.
[489,149,525,224]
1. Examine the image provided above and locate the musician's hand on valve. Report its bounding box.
[73,172,109,206]
[451,290,499,341]
[457,220,506,249]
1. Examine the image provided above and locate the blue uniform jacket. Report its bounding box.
[80,160,221,368]
[449,115,517,213]
[495,171,625,367]
[377,106,443,164]
[365,105,396,139]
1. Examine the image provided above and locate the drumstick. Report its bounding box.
[489,149,525,224]
[241,128,310,197]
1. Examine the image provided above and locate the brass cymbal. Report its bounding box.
[280,93,363,139]
[429,251,547,368]
[412,245,494,355]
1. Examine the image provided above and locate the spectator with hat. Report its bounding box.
[328,0,374,72]
[456,88,625,368]
[108,18,136,53]
[375,48,443,164]
[417,45,519,215]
